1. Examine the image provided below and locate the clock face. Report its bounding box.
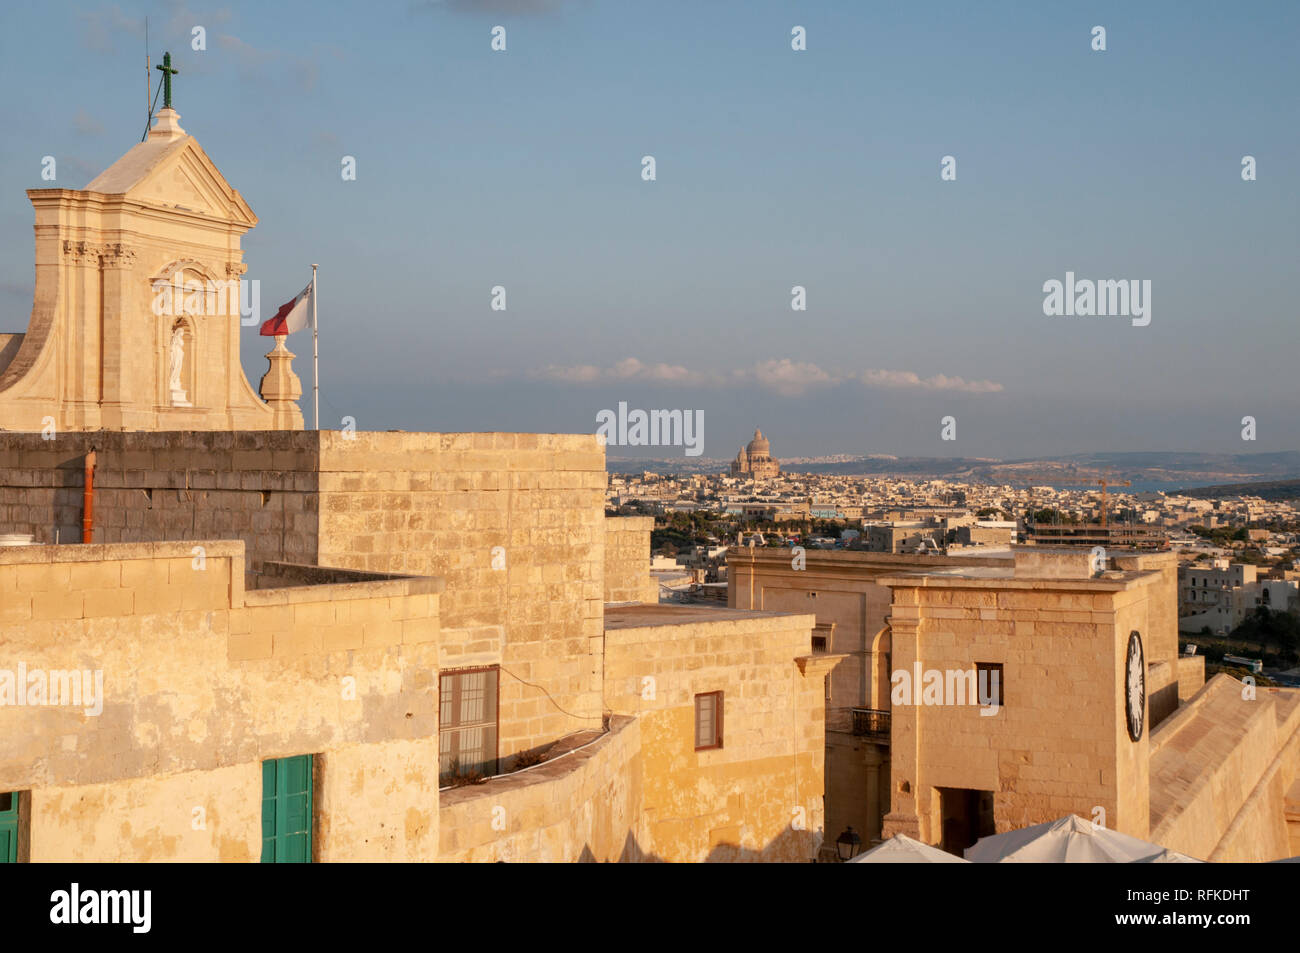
[1125,631,1145,742]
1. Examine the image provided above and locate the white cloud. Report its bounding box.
[859,369,1003,393]
[530,357,835,396]
[530,358,1002,396]
[748,359,835,397]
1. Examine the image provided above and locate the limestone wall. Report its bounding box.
[729,549,1012,714]
[0,430,609,766]
[1177,655,1206,701]
[1149,676,1300,861]
[880,572,1163,843]
[604,516,658,603]
[603,606,827,861]
[0,431,319,563]
[1112,552,1180,669]
[1147,660,1179,730]
[313,432,607,764]
[438,715,644,862]
[0,539,443,861]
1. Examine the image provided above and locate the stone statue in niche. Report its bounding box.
[169,324,191,406]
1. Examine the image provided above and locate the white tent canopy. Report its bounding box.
[849,834,969,863]
[964,814,1182,863]
[1135,848,1204,863]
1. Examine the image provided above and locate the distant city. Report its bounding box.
[616,428,1300,685]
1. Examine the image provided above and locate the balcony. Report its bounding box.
[851,708,890,743]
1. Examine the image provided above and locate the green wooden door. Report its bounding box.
[261,756,313,863]
[0,792,18,863]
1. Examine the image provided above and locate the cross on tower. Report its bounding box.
[156,52,179,110]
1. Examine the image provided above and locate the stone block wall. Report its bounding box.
[604,516,658,603]
[438,715,644,862]
[0,431,319,564]
[0,539,443,861]
[313,432,608,764]
[0,430,609,766]
[1149,676,1300,862]
[880,571,1163,843]
[603,607,827,861]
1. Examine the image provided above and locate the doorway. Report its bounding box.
[936,787,995,856]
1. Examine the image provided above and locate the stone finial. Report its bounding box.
[148,107,186,142]
[259,336,305,430]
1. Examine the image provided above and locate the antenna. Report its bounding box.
[140,20,163,143]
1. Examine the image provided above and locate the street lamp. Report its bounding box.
[836,826,862,862]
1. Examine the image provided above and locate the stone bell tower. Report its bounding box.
[0,54,302,433]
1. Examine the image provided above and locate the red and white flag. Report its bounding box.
[259,281,313,336]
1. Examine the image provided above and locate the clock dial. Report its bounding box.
[1125,631,1145,742]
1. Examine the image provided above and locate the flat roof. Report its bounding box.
[604,603,805,629]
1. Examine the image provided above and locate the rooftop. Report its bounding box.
[604,603,805,629]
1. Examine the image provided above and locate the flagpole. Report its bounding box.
[311,263,319,430]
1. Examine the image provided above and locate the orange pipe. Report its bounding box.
[82,449,96,543]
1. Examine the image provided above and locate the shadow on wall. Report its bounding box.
[565,825,823,864]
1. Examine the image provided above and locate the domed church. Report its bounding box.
[730,428,781,479]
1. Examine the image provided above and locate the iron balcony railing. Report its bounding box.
[851,708,890,743]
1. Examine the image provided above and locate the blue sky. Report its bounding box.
[0,1,1296,460]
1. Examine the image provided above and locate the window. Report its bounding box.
[695,691,723,750]
[261,755,313,863]
[975,663,1004,707]
[440,667,499,782]
[0,791,23,863]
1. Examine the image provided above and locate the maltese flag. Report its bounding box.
[260,281,313,336]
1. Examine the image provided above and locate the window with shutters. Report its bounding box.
[0,791,22,863]
[261,755,313,863]
[694,691,723,750]
[440,666,499,783]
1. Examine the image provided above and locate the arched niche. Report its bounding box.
[151,260,218,408]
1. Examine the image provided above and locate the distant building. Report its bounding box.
[1023,522,1167,549]
[865,521,944,554]
[1178,560,1298,634]
[730,429,781,480]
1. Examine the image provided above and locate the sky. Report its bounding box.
[0,1,1297,461]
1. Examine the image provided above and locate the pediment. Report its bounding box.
[86,135,257,227]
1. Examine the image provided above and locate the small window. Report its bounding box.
[975,663,1004,707]
[440,667,500,783]
[695,691,724,750]
[812,635,827,652]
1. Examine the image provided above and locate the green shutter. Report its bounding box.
[0,792,17,863]
[260,761,277,862]
[261,756,313,863]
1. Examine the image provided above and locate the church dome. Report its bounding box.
[746,429,770,456]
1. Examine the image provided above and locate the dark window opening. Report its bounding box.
[975,662,1004,707]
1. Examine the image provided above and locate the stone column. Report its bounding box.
[880,591,923,841]
[97,243,137,430]
[259,336,304,430]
